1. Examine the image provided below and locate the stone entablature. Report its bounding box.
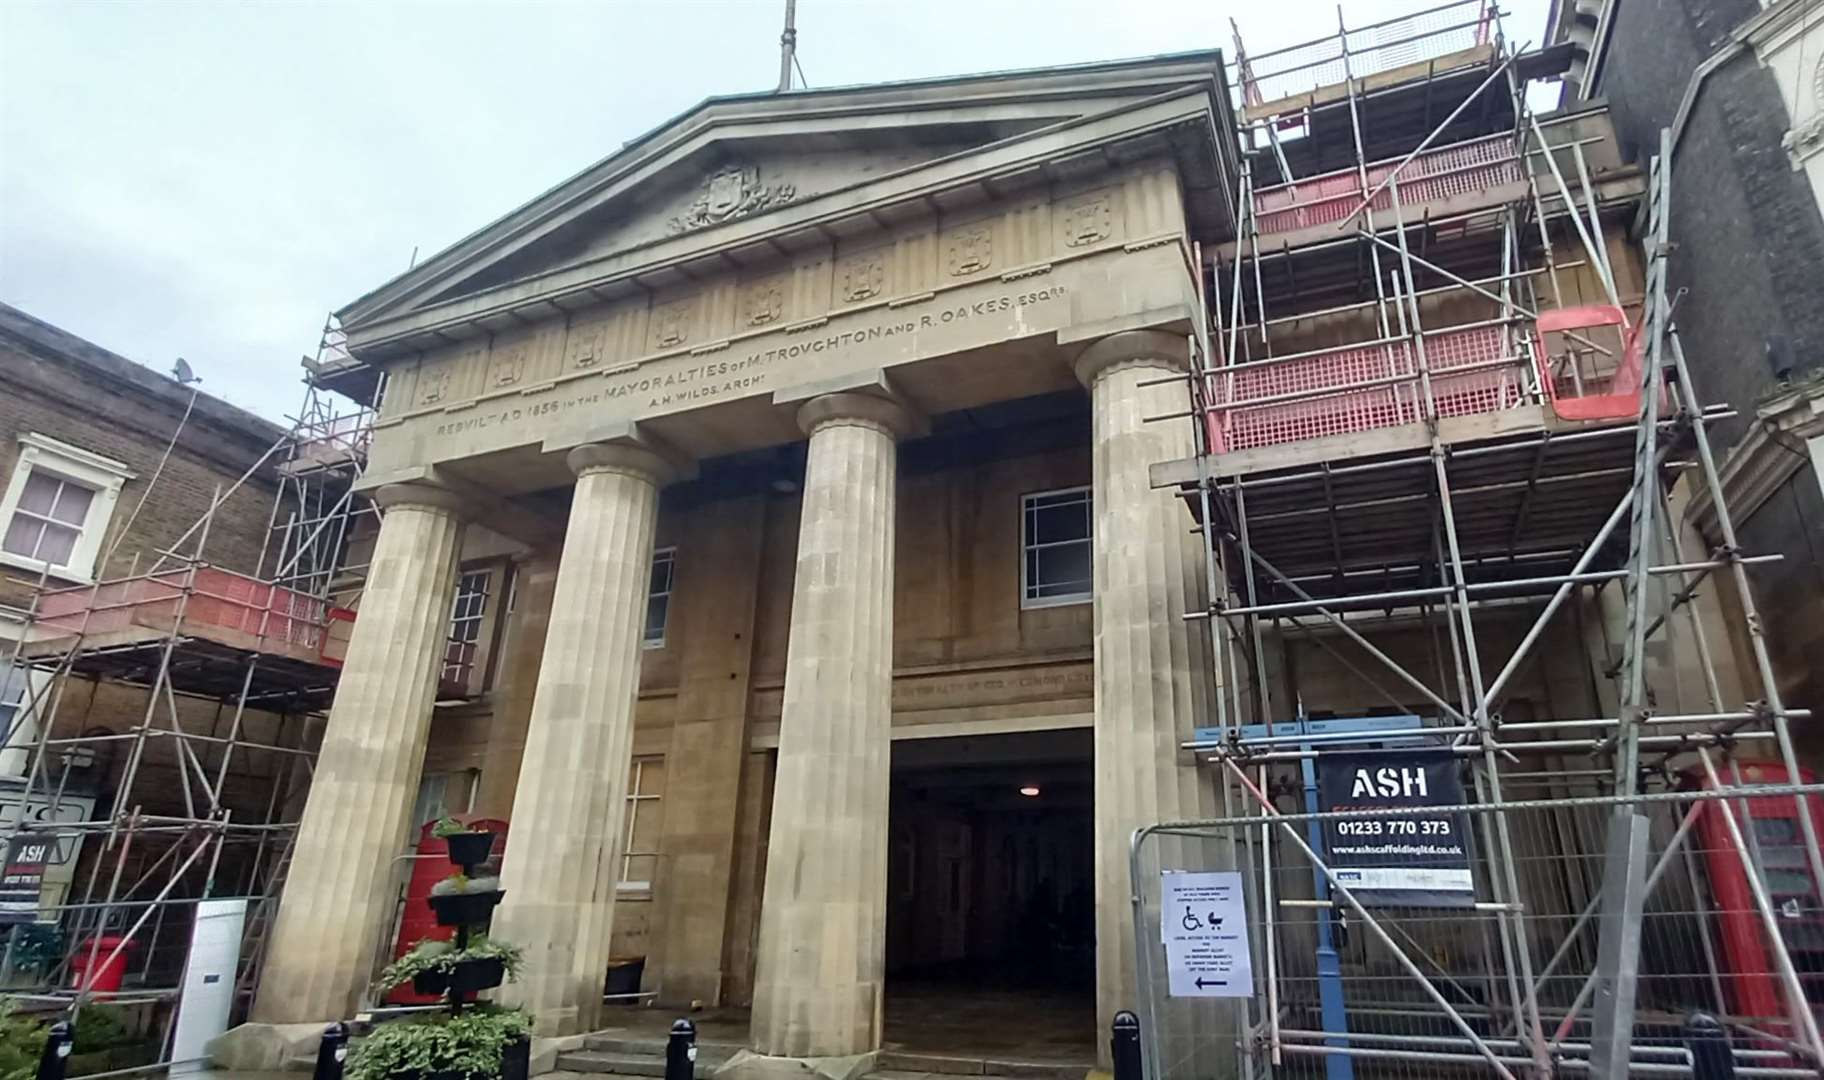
[363,165,1193,483]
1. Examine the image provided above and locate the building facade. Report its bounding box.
[235,13,1818,1074]
[0,303,305,974]
[1552,0,1824,743]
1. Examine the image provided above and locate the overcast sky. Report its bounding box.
[0,0,1549,424]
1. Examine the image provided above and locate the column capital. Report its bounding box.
[566,442,683,486]
[1072,329,1190,388]
[372,481,469,518]
[795,391,922,441]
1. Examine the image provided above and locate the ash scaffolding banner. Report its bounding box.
[0,833,52,924]
[1316,749,1474,908]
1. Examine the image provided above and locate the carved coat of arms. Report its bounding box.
[668,164,797,235]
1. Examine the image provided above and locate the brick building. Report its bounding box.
[0,302,307,975]
[1551,0,1824,743]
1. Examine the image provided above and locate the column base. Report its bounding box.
[716,1049,878,1080]
[207,1021,332,1072]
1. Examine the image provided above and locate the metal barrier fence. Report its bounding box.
[1130,783,1824,1079]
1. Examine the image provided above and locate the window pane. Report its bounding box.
[48,482,92,526]
[16,473,59,516]
[1029,498,1089,544]
[629,799,664,852]
[2,516,44,558]
[35,524,78,566]
[1032,542,1091,598]
[649,551,674,594]
[622,853,657,886]
[644,594,669,643]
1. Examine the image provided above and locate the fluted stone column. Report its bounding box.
[252,482,466,1023]
[746,392,916,1071]
[1075,331,1221,1060]
[492,443,672,1036]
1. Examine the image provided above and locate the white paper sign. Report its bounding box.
[1160,870,1253,998]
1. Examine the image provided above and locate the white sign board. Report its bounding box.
[1160,870,1253,998]
[169,898,246,1076]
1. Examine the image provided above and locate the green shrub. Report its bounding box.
[346,1006,530,1080]
[0,1002,47,1080]
[375,937,523,993]
[69,1004,131,1053]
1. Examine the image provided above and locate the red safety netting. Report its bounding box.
[1254,136,1524,236]
[35,567,337,655]
[1203,323,1531,453]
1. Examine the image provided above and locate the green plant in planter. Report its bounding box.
[429,873,499,897]
[347,1005,530,1080]
[430,817,465,840]
[375,937,524,993]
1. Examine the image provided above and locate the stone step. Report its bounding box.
[561,1044,740,1076]
[558,1051,669,1076]
[874,1052,1091,1080]
[579,1036,741,1060]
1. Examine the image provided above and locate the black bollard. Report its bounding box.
[35,1021,73,1080]
[666,1018,697,1080]
[1683,1012,1736,1080]
[1111,1011,1141,1080]
[313,1022,350,1080]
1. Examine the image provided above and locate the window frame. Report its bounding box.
[1019,486,1093,610]
[0,434,134,583]
[440,568,493,696]
[643,546,677,650]
[618,755,664,895]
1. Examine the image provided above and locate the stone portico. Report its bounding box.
[247,54,1240,1071]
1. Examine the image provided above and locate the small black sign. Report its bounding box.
[1316,749,1474,908]
[0,833,52,925]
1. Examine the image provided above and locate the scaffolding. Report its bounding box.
[1140,2,1823,1075]
[0,315,380,1044]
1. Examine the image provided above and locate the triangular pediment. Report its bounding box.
[435,121,1064,304]
[339,51,1237,351]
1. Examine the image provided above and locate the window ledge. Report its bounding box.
[1021,593,1091,611]
[0,551,91,587]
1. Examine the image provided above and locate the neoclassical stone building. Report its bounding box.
[250,54,1240,1068]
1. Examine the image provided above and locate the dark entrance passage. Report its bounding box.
[884,729,1096,1063]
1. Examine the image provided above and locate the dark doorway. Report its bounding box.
[884,729,1096,1060]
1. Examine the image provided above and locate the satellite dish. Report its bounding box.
[171,357,198,385]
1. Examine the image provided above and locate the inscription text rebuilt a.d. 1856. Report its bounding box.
[421,281,1070,444]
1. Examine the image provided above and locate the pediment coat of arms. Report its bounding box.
[668,164,797,235]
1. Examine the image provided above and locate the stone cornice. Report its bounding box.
[339,53,1227,331]
[340,89,1228,360]
[1685,377,1824,537]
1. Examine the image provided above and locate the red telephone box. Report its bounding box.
[1686,762,1824,1024]
[387,816,508,1005]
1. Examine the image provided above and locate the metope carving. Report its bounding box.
[946,225,993,276]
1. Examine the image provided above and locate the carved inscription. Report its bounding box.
[896,666,1094,710]
[945,225,993,276]
[420,281,1069,441]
